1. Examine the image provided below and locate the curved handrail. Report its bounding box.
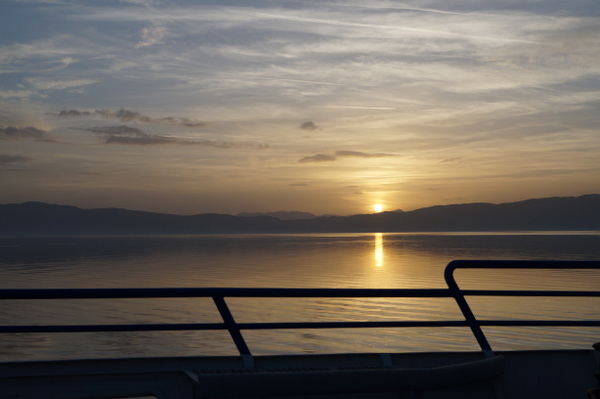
[444,260,600,354]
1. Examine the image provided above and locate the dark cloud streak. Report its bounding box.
[335,150,393,158]
[298,150,394,163]
[81,125,239,148]
[0,154,31,165]
[83,125,146,135]
[298,154,337,163]
[300,121,320,131]
[56,108,206,128]
[0,126,56,142]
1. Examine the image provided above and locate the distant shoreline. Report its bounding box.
[3,231,600,241]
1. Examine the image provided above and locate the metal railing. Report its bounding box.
[1,260,599,360]
[445,260,600,353]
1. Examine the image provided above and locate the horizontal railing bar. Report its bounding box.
[0,288,454,300]
[477,320,600,327]
[448,259,600,268]
[0,321,471,333]
[239,321,469,329]
[0,323,226,333]
[3,319,599,334]
[2,288,599,300]
[458,290,600,297]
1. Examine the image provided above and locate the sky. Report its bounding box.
[1,0,599,216]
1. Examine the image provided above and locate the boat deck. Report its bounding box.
[1,349,598,399]
[1,260,599,398]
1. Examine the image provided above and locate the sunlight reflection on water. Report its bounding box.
[374,232,384,268]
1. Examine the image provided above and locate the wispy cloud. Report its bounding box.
[135,22,167,48]
[325,105,396,110]
[0,90,35,99]
[335,151,394,158]
[57,56,76,67]
[0,126,56,142]
[26,78,99,90]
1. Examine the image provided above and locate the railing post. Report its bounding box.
[444,261,494,355]
[212,296,254,367]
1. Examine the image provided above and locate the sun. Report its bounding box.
[373,204,384,213]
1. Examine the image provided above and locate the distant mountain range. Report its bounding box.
[236,211,318,220]
[1,194,599,236]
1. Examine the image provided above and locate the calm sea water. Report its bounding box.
[1,232,599,361]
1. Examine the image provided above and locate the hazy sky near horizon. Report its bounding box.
[1,0,599,215]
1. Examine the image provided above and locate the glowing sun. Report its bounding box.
[373,204,384,213]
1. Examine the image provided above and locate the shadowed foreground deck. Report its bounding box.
[0,349,598,398]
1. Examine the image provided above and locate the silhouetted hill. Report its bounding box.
[236,211,317,220]
[1,195,599,236]
[0,202,284,236]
